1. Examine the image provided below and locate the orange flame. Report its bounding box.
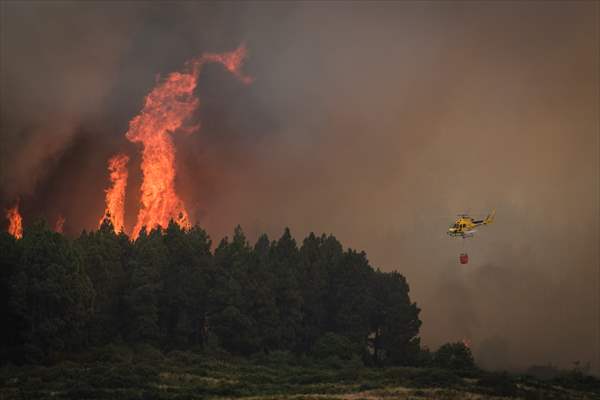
[6,201,23,239]
[200,45,253,85]
[127,45,251,238]
[99,153,130,232]
[55,215,66,233]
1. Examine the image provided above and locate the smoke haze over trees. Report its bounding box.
[0,1,598,372]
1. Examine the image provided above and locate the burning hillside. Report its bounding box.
[112,44,251,238]
[6,45,251,239]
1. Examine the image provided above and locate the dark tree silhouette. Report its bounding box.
[1,222,423,366]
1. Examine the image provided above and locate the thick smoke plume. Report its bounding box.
[1,2,598,372]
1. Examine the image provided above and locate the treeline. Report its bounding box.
[0,219,451,367]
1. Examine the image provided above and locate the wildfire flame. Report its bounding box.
[6,201,23,239]
[55,215,66,233]
[126,44,251,238]
[99,153,130,232]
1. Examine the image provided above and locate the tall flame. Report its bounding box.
[55,215,66,233]
[6,200,23,239]
[99,153,130,232]
[126,45,251,238]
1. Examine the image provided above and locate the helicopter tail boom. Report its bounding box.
[483,209,496,225]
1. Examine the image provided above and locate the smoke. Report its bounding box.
[0,3,141,197]
[1,2,598,372]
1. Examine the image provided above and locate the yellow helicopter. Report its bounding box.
[447,210,495,239]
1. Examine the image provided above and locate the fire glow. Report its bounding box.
[6,201,23,239]
[99,154,130,232]
[55,215,66,233]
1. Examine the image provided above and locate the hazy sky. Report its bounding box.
[1,1,598,372]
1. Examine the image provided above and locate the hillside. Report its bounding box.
[2,347,600,400]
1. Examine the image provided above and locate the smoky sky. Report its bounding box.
[1,1,598,372]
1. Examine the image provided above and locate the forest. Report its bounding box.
[0,218,442,366]
[3,219,600,399]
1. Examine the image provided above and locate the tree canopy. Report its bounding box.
[1,220,425,366]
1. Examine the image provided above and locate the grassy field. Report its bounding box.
[1,346,599,400]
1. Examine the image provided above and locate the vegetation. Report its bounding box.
[1,348,599,399]
[2,219,599,399]
[1,219,424,366]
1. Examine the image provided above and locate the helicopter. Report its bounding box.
[447,210,495,239]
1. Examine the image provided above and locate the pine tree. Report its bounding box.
[9,220,94,362]
[76,218,129,344]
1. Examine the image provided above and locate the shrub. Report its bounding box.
[409,368,462,388]
[312,333,356,361]
[552,370,600,393]
[91,344,133,363]
[258,350,296,365]
[133,344,164,363]
[478,371,518,396]
[433,342,475,371]
[166,350,203,366]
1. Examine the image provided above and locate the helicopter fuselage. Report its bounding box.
[447,215,488,238]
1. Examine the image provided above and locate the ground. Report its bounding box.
[1,347,598,399]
